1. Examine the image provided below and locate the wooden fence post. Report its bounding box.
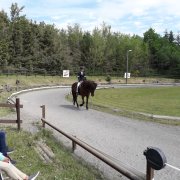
[16,98,21,130]
[72,136,77,152]
[41,105,46,127]
[146,162,154,180]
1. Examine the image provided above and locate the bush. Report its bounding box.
[105,75,111,83]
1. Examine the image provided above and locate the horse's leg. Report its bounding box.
[73,93,79,108]
[80,96,84,106]
[86,95,89,110]
[76,95,79,108]
[72,94,75,105]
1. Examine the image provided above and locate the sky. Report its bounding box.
[0,0,180,36]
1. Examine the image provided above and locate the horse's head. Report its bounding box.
[90,82,97,96]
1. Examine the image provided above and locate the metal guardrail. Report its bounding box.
[40,105,166,180]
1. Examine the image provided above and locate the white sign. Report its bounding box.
[124,73,130,78]
[63,70,70,77]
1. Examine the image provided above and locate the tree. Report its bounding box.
[0,10,10,69]
[169,31,174,43]
[164,29,169,40]
[0,2,180,78]
[80,32,92,72]
[130,35,149,76]
[67,24,83,72]
[143,28,162,71]
[175,32,180,46]
[9,3,25,67]
[10,3,24,22]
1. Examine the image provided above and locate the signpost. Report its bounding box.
[63,70,70,77]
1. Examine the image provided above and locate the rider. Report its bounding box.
[76,66,86,94]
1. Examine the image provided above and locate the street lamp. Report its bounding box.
[126,50,132,84]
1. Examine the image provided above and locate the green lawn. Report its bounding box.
[93,86,180,117]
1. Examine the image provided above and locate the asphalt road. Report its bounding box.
[17,87,180,180]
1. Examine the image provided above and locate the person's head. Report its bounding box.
[80,67,84,71]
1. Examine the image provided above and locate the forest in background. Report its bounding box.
[0,3,180,77]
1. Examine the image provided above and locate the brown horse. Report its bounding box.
[71,80,97,110]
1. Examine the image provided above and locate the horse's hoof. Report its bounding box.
[80,104,83,106]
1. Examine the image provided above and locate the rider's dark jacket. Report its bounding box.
[77,71,86,82]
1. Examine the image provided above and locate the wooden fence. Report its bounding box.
[0,98,23,130]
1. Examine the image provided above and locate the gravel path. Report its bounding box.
[15,87,180,180]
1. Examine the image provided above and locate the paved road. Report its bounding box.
[17,87,180,180]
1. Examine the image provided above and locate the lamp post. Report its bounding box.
[126,50,132,84]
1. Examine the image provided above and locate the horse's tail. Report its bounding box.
[72,82,78,106]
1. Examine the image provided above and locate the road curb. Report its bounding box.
[8,85,71,102]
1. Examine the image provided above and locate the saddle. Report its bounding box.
[77,82,82,95]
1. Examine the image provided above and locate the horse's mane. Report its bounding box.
[84,80,94,84]
[84,80,95,84]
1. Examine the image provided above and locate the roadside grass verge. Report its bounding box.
[67,86,180,125]
[90,104,180,126]
[93,87,180,117]
[0,75,76,88]
[3,126,104,180]
[0,75,177,88]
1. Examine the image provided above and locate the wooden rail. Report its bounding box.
[0,98,23,130]
[40,105,158,180]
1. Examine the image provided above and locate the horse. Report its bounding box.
[71,80,97,110]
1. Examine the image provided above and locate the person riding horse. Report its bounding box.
[72,80,97,110]
[76,67,86,94]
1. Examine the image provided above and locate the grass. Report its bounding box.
[0,74,77,88]
[84,86,180,125]
[93,87,180,117]
[0,74,178,88]
[68,86,180,125]
[3,126,104,180]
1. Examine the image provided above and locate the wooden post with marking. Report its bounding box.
[16,98,21,130]
[41,105,46,127]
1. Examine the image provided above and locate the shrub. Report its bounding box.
[105,75,111,83]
